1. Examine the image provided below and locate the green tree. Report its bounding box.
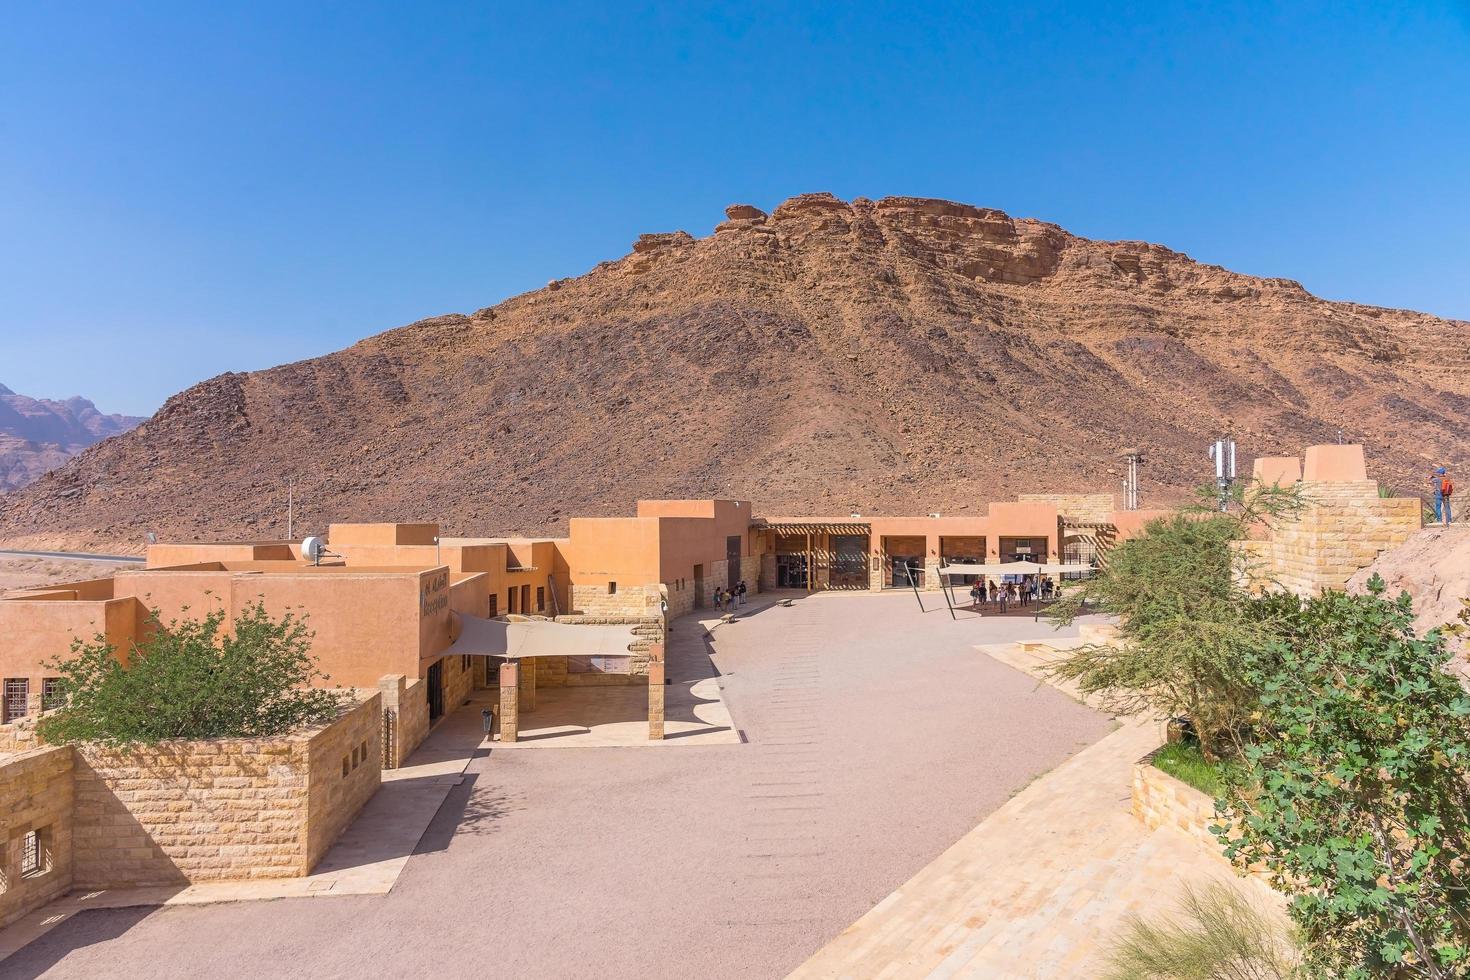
[1220,578,1470,979]
[38,599,346,746]
[1046,483,1302,759]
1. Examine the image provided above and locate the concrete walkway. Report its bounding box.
[788,638,1283,978]
[3,592,1114,979]
[0,690,490,963]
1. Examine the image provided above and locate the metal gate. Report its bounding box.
[426,661,444,721]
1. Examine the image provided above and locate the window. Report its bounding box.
[489,594,498,617]
[360,740,368,765]
[342,755,350,777]
[520,584,530,613]
[508,588,517,614]
[21,827,46,878]
[536,587,545,612]
[3,679,28,723]
[608,582,617,595]
[42,678,64,712]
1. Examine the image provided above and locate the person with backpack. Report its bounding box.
[1434,466,1454,526]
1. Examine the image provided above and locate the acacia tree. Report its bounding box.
[38,599,345,746]
[1221,578,1470,978]
[1045,483,1302,759]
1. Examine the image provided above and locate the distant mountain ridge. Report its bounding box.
[0,383,145,492]
[2,192,1468,551]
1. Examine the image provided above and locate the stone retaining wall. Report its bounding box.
[1131,751,1225,862]
[1241,480,1421,596]
[0,746,74,928]
[73,692,381,887]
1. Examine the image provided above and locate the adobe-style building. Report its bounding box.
[0,491,1162,757]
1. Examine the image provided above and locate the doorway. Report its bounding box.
[726,535,742,591]
[427,660,445,722]
[777,553,809,589]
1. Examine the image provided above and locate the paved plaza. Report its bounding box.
[4,592,1114,979]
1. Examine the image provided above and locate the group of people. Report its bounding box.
[712,580,749,611]
[966,576,1055,611]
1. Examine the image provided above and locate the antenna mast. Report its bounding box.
[1209,436,1238,512]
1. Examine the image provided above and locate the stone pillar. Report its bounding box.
[647,644,665,741]
[521,656,536,713]
[924,534,942,591]
[498,662,520,743]
[377,673,407,769]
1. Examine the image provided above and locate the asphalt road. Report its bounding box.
[0,549,144,563]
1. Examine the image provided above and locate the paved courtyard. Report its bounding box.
[4,592,1112,980]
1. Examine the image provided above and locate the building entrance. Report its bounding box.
[829,534,869,589]
[891,555,923,588]
[777,553,809,589]
[426,660,445,722]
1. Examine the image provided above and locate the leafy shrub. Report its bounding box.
[1047,513,1276,758]
[38,600,346,746]
[1220,577,1470,978]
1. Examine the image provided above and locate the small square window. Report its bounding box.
[21,828,45,878]
[42,678,64,713]
[608,582,617,595]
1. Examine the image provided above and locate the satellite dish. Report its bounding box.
[302,536,326,564]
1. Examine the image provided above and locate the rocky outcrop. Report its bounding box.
[1349,526,1470,658]
[2,192,1468,550]
[0,384,145,492]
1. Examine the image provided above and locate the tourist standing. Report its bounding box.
[738,580,748,605]
[712,587,723,611]
[1434,467,1454,526]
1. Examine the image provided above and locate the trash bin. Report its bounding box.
[481,708,494,735]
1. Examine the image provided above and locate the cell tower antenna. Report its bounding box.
[1209,435,1238,512]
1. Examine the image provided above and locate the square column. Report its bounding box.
[498,661,520,743]
[521,656,536,712]
[648,643,666,741]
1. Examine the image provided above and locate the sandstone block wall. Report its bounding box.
[739,555,761,595]
[572,583,664,619]
[378,675,429,769]
[0,746,74,928]
[73,693,381,887]
[1020,493,1115,524]
[304,692,382,871]
[1243,480,1421,596]
[1131,752,1226,864]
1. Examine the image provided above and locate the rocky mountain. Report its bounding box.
[2,192,1467,552]
[0,384,145,493]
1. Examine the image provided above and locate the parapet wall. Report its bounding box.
[0,746,74,929]
[71,692,381,887]
[1019,493,1115,525]
[1242,480,1421,596]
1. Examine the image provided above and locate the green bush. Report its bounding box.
[1046,512,1277,759]
[38,600,346,746]
[1219,577,1470,978]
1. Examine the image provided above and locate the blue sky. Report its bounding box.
[3,2,1468,416]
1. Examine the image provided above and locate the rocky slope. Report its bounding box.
[0,384,145,492]
[3,193,1468,551]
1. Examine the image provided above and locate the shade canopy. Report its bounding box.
[935,561,1096,577]
[438,612,642,661]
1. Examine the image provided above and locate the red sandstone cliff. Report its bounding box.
[2,193,1466,550]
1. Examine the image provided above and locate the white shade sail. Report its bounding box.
[437,612,642,661]
[935,561,1095,577]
